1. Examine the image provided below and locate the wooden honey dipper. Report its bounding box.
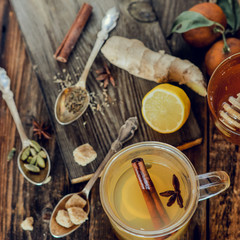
[219,93,240,130]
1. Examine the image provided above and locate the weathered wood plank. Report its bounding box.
[0,2,90,239]
[88,180,118,240]
[1,0,217,240]
[157,1,240,240]
[153,1,208,240]
[208,125,240,240]
[9,0,202,183]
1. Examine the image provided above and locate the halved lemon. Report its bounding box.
[142,84,191,133]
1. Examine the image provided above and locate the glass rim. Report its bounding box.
[99,141,199,237]
[207,52,240,138]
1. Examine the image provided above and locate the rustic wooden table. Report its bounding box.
[0,0,239,240]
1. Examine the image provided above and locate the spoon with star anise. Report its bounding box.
[159,174,184,208]
[0,68,51,185]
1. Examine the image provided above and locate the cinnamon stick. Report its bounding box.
[131,158,170,239]
[54,3,93,63]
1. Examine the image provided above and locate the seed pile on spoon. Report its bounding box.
[64,88,87,114]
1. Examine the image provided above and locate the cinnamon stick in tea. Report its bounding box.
[54,3,93,63]
[131,158,170,237]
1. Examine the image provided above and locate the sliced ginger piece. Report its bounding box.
[56,209,74,228]
[73,143,97,166]
[67,207,88,225]
[65,194,86,209]
[21,217,34,231]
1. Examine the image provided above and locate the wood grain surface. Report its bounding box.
[8,0,201,183]
[0,0,238,240]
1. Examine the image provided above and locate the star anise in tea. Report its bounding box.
[159,174,184,208]
[33,120,51,140]
[95,62,115,88]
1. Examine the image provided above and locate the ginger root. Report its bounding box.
[101,36,207,96]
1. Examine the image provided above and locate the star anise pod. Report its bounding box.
[95,62,115,88]
[33,120,51,140]
[159,174,184,208]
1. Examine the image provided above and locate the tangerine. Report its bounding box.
[182,3,227,48]
[205,38,240,76]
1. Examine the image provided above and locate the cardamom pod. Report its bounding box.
[21,146,30,161]
[37,155,45,168]
[7,147,16,161]
[30,148,37,156]
[30,140,41,152]
[27,156,33,163]
[24,164,40,173]
[38,150,47,159]
[30,155,38,165]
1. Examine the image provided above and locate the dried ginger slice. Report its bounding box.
[73,143,97,166]
[56,209,74,228]
[67,207,88,225]
[65,194,86,209]
[21,217,34,231]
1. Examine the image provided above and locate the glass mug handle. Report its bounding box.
[197,171,230,201]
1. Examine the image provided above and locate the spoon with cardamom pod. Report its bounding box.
[49,117,138,237]
[54,7,120,125]
[0,67,51,185]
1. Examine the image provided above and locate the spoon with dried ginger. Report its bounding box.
[0,67,51,185]
[49,117,138,237]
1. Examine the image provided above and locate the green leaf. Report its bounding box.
[233,0,240,31]
[170,11,217,34]
[217,0,235,31]
[217,0,240,33]
[233,1,240,31]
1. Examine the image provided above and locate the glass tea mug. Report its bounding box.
[100,142,230,240]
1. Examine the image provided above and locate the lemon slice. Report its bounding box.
[120,175,150,220]
[120,174,164,220]
[142,84,190,133]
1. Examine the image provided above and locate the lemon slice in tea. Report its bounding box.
[120,174,164,220]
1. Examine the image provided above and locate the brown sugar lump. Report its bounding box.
[67,207,88,225]
[65,194,87,209]
[56,209,74,228]
[21,217,34,231]
[73,143,97,166]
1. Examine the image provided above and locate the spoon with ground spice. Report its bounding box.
[54,7,120,125]
[49,117,138,237]
[0,68,51,185]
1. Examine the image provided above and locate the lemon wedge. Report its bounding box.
[142,84,190,133]
[120,174,164,220]
[120,175,150,220]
